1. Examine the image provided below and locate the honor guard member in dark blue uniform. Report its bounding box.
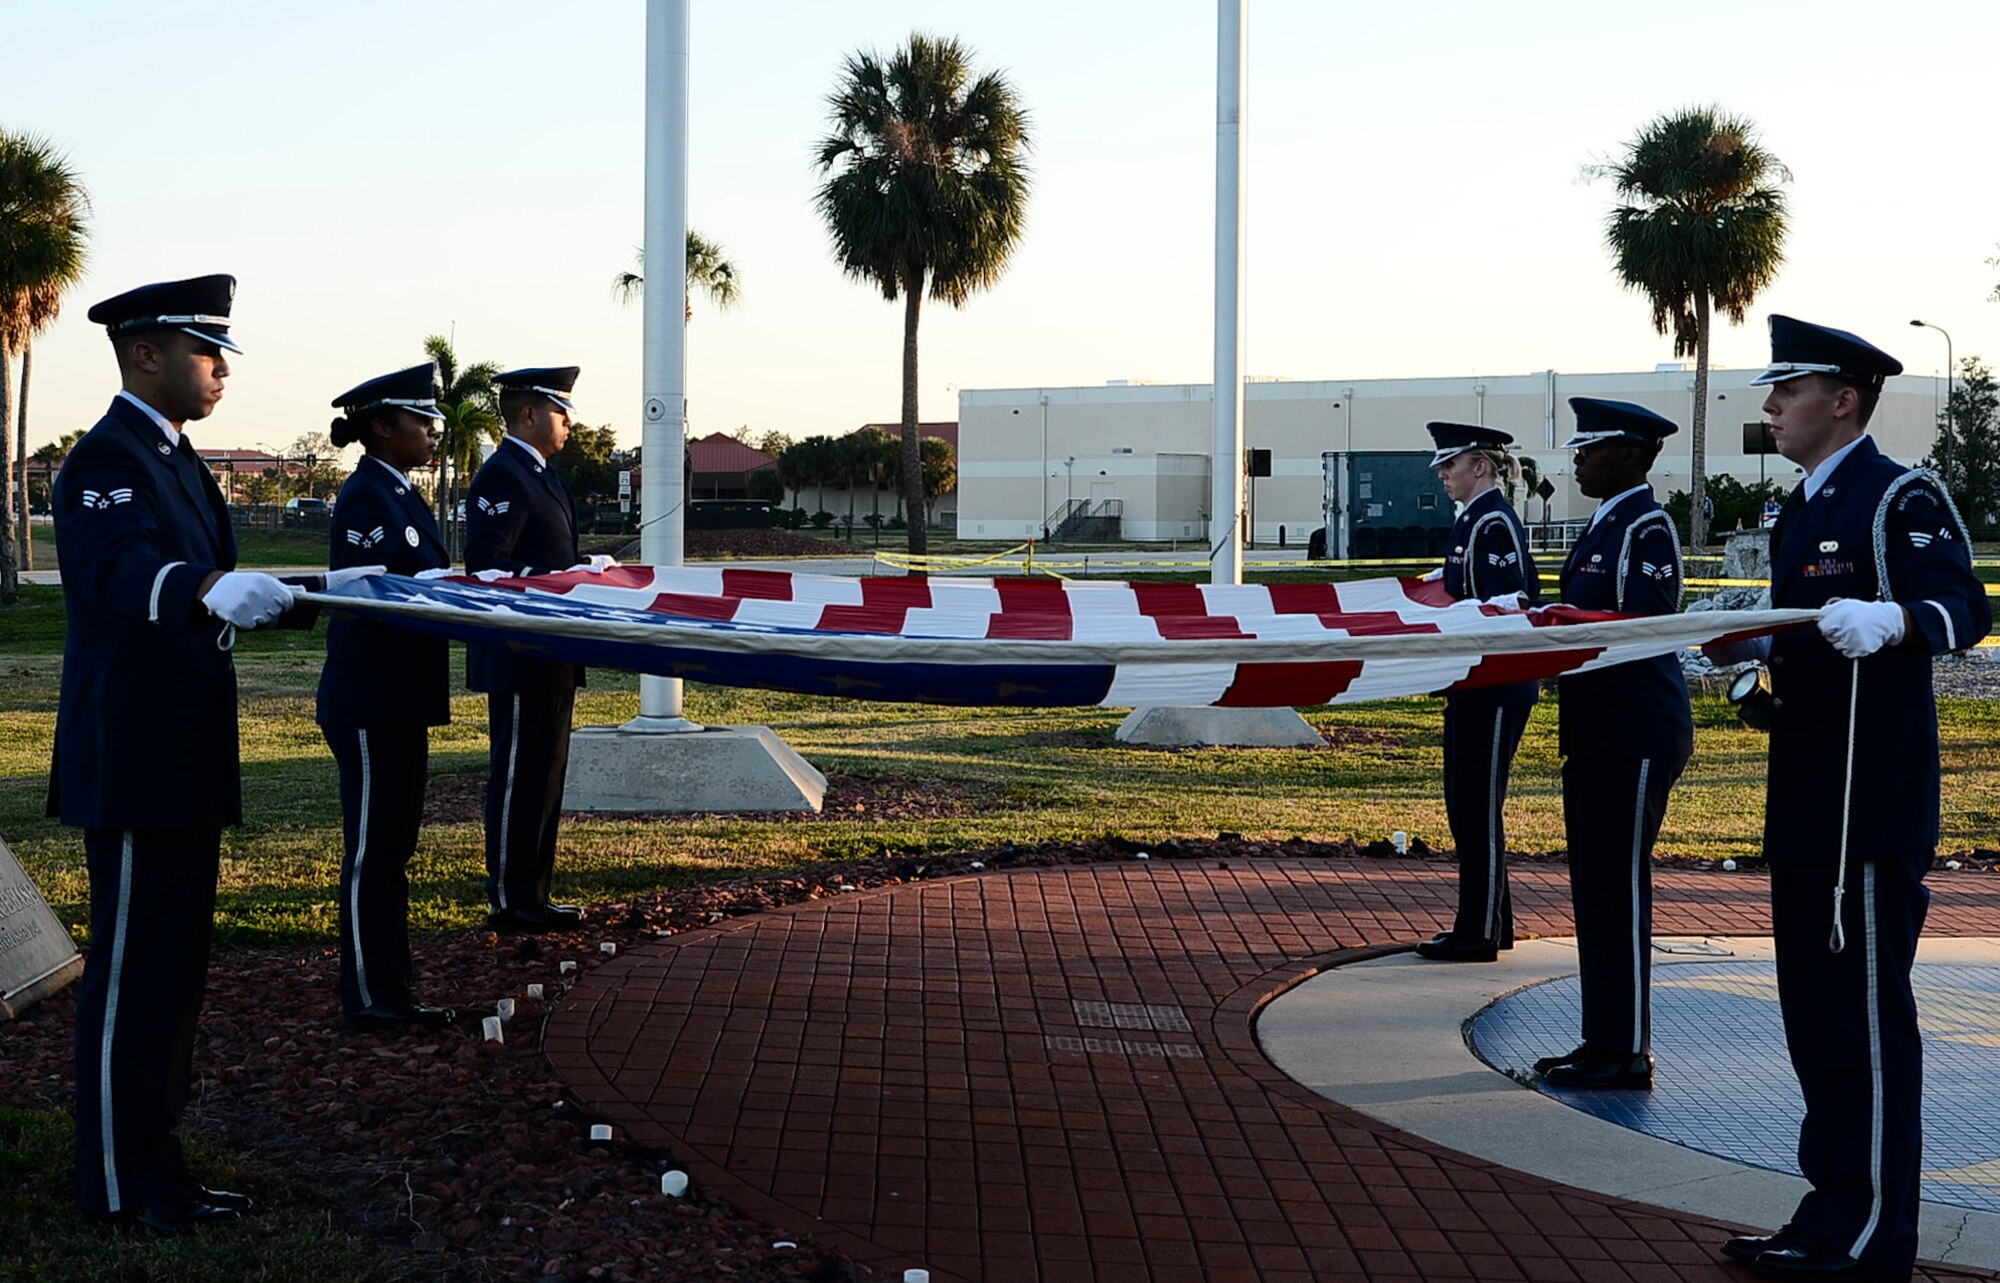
[464,366,608,933]
[318,363,458,1030]
[51,275,321,1231]
[1415,423,1540,963]
[1708,317,1990,1281]
[1530,399,1692,1091]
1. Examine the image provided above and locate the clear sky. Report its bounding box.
[6,0,1998,459]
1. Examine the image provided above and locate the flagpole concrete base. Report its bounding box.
[562,724,827,814]
[1113,706,1323,748]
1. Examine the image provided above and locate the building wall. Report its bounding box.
[957,370,1946,542]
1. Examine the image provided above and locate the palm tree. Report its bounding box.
[1593,106,1788,549]
[422,334,501,561]
[814,33,1031,562]
[0,129,90,600]
[612,230,741,320]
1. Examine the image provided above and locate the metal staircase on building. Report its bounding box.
[1046,498,1122,544]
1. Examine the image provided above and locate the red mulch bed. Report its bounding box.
[422,773,1016,827]
[6,838,1994,1281]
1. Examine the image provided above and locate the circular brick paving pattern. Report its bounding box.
[548,860,2000,1283]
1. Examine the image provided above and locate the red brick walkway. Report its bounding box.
[546,860,2000,1282]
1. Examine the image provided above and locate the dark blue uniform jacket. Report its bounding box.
[1764,436,1990,863]
[317,455,452,728]
[1557,490,1693,760]
[1442,486,1540,709]
[462,438,584,693]
[48,397,310,829]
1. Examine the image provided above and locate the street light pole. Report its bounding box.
[1910,319,1954,439]
[1038,392,1050,538]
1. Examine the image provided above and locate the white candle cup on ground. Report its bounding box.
[496,998,515,1020]
[589,1124,613,1142]
[560,960,578,975]
[599,941,618,956]
[481,1016,503,1043]
[1391,830,1409,854]
[525,983,544,1000]
[904,1270,931,1283]
[660,1170,689,1197]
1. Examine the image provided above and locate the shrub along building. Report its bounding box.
[956,366,1950,552]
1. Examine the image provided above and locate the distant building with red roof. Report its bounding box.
[685,432,776,499]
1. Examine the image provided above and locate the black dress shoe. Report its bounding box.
[1752,1235,1903,1280]
[346,1002,457,1031]
[1723,1224,1806,1264]
[1543,1052,1654,1090]
[1413,934,1498,962]
[133,1196,242,1233]
[487,904,582,934]
[1532,1044,1590,1075]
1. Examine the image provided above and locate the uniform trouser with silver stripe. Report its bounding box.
[1441,698,1532,945]
[326,723,430,1015]
[1772,856,1927,1272]
[72,826,221,1215]
[1562,752,1686,1057]
[483,686,576,912]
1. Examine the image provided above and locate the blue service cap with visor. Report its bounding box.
[1425,421,1515,468]
[331,362,445,421]
[1750,315,1902,390]
[493,366,581,416]
[86,274,242,354]
[1561,397,1680,449]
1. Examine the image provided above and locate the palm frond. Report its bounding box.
[0,128,92,351]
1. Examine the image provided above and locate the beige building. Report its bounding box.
[956,367,1945,549]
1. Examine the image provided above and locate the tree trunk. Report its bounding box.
[900,262,928,568]
[1690,294,1712,551]
[0,341,17,604]
[18,344,33,572]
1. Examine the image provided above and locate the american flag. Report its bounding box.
[302,567,1812,709]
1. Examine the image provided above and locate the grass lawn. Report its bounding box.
[0,1108,400,1283]
[4,581,1998,950]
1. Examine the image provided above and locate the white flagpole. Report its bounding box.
[635,0,698,730]
[1211,0,1246,586]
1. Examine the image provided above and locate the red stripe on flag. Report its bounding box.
[1218,661,1363,708]
[721,568,794,601]
[860,577,934,609]
[1267,582,1342,614]
[647,592,740,621]
[1401,577,1458,609]
[817,604,911,635]
[987,612,1074,640]
[1453,648,1605,689]
[1131,583,1247,638]
[1155,614,1249,639]
[1131,583,1208,619]
[1319,611,1442,636]
[994,578,1072,613]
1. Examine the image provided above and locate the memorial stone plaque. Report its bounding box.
[0,833,83,1021]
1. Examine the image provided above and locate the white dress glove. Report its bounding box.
[323,565,387,590]
[1480,592,1528,610]
[564,555,616,574]
[1818,598,1907,659]
[1420,567,1444,583]
[413,568,457,580]
[203,572,296,628]
[469,568,512,583]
